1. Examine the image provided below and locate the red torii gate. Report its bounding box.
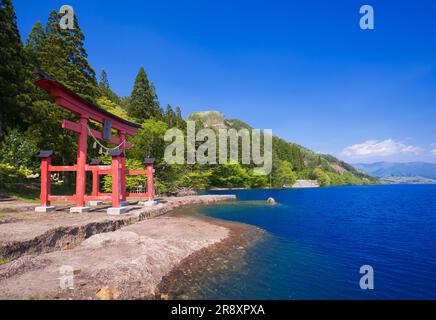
[34,69,155,215]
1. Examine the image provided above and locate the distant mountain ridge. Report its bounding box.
[353,162,436,181]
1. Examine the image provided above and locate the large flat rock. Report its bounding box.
[0,195,236,259]
[0,216,229,300]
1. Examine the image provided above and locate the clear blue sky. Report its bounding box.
[13,0,436,163]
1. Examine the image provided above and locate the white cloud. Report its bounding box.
[341,139,422,158]
[431,148,436,156]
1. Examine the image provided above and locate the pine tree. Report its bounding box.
[38,11,67,80]
[150,82,163,119]
[38,10,97,102]
[23,21,48,105]
[98,69,119,103]
[24,21,45,66]
[0,0,28,135]
[99,69,110,90]
[164,104,176,127]
[64,14,97,101]
[128,67,160,121]
[290,144,304,171]
[175,106,184,128]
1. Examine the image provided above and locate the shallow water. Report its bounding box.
[195,185,436,299]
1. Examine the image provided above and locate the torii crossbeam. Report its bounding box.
[34,68,155,214]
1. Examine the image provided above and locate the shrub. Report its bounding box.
[0,129,39,171]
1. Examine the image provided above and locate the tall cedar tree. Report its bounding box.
[24,22,45,66]
[99,69,109,90]
[150,82,163,119]
[0,0,28,135]
[175,106,184,128]
[98,69,119,103]
[164,104,176,127]
[38,10,97,102]
[24,21,47,103]
[128,67,162,121]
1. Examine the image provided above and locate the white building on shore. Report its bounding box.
[292,180,320,188]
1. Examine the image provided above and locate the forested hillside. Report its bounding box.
[189,111,377,188]
[0,1,376,198]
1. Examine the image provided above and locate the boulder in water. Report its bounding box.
[267,197,276,205]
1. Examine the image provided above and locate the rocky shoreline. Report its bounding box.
[156,218,266,300]
[0,194,265,300]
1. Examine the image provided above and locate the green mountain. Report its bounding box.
[188,111,377,187]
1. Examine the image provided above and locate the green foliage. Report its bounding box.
[127,67,162,121]
[0,0,28,135]
[248,173,269,189]
[272,138,304,172]
[98,69,119,103]
[0,163,37,190]
[209,163,269,189]
[164,104,177,128]
[313,168,331,186]
[0,129,39,170]
[326,172,344,186]
[37,10,97,102]
[156,163,186,193]
[183,169,212,190]
[210,162,251,188]
[272,160,297,188]
[175,106,185,129]
[154,177,169,195]
[24,21,45,64]
[128,119,168,160]
[127,119,187,193]
[102,159,148,193]
[99,69,110,91]
[296,168,312,180]
[96,96,133,121]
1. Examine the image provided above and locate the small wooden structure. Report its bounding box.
[34,68,155,214]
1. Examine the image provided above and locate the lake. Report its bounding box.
[199,185,436,299]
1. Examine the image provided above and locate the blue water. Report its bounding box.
[201,185,436,299]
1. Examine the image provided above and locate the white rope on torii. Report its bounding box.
[87,125,126,155]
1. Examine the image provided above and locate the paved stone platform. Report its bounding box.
[0,195,236,260]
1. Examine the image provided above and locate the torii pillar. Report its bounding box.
[70,116,89,213]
